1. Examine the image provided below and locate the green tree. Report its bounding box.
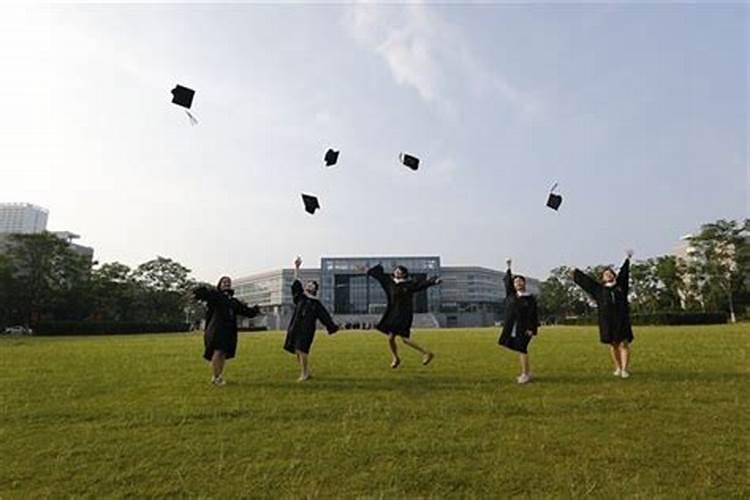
[538,266,592,321]
[5,232,93,324]
[90,262,142,321]
[133,257,194,323]
[687,219,748,322]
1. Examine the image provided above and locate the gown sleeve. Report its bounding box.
[408,276,439,293]
[367,264,391,293]
[291,279,305,304]
[315,301,339,334]
[616,258,630,295]
[193,286,220,303]
[233,299,260,318]
[573,269,601,298]
[504,268,515,298]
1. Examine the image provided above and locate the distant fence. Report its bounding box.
[558,312,729,326]
[30,321,191,336]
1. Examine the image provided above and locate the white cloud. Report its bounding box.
[345,2,540,119]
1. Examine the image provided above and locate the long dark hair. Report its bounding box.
[217,276,234,296]
[395,265,409,278]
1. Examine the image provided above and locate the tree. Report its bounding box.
[90,262,141,321]
[133,257,192,292]
[5,232,93,324]
[0,253,18,327]
[132,257,194,323]
[538,266,592,321]
[687,219,749,322]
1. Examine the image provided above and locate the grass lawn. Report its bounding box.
[1,324,748,498]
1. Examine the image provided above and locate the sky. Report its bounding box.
[0,1,746,282]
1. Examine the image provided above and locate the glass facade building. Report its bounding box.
[320,256,441,315]
[232,256,540,330]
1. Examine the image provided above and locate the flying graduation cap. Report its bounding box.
[324,149,340,167]
[301,194,320,214]
[171,84,198,125]
[399,153,420,171]
[546,182,563,211]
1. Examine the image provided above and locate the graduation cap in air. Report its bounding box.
[301,194,320,214]
[324,149,340,167]
[399,153,420,171]
[546,182,563,211]
[171,84,198,125]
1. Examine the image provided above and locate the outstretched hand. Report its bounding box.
[626,249,634,259]
[506,257,512,268]
[294,256,302,269]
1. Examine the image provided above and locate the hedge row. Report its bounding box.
[558,312,729,326]
[30,321,191,336]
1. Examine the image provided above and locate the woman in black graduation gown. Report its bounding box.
[284,256,340,382]
[572,250,635,379]
[367,263,441,368]
[193,276,261,386]
[498,258,539,384]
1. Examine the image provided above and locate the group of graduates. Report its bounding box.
[193,251,635,386]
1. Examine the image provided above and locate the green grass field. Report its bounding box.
[1,325,748,498]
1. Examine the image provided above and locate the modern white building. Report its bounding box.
[233,256,541,330]
[0,203,48,234]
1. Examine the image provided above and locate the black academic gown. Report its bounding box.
[573,258,634,345]
[284,280,339,354]
[194,286,260,360]
[367,264,439,338]
[498,268,539,354]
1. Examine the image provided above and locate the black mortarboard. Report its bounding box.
[301,194,320,214]
[171,84,198,125]
[171,85,195,109]
[547,193,562,210]
[399,153,420,171]
[546,182,562,210]
[324,149,340,167]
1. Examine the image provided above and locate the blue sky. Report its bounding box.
[0,2,746,282]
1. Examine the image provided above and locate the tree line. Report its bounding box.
[538,219,749,323]
[0,232,204,328]
[0,218,746,330]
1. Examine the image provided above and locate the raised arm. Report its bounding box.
[291,255,305,303]
[616,255,631,294]
[315,302,339,334]
[573,269,601,298]
[504,259,514,297]
[367,264,390,292]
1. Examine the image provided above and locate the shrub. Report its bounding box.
[31,321,190,336]
[558,312,729,326]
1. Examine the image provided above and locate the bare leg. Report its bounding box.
[296,350,310,381]
[619,342,630,372]
[609,344,622,371]
[519,353,530,376]
[211,350,226,379]
[401,337,434,365]
[388,335,400,368]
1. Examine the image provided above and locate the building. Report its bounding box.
[0,203,48,234]
[52,231,95,262]
[233,256,540,330]
[0,204,94,263]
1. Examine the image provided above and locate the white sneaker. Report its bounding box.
[517,373,532,384]
[620,370,630,379]
[613,368,622,377]
[212,376,226,386]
